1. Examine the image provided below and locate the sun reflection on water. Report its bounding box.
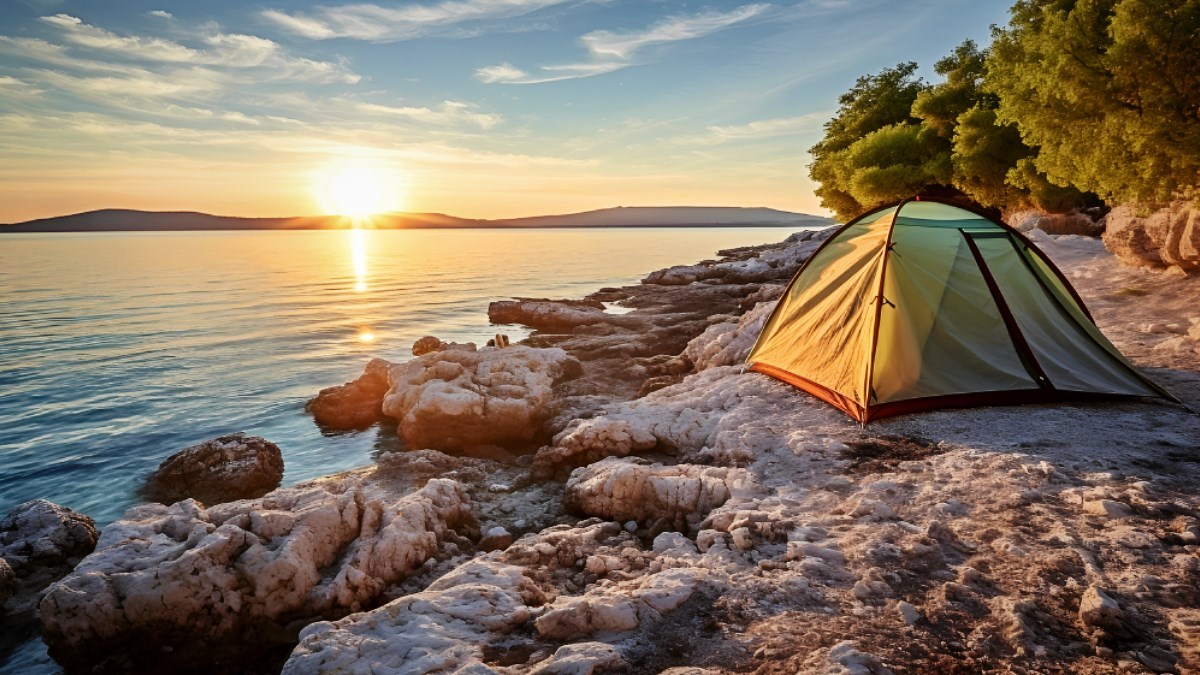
[350,225,369,293]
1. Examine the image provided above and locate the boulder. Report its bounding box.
[488,298,625,331]
[285,560,542,674]
[0,499,98,578]
[306,358,392,430]
[1010,210,1104,236]
[382,346,582,453]
[40,477,471,671]
[141,432,284,506]
[1103,201,1200,271]
[563,456,757,531]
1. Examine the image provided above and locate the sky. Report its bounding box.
[0,0,1013,222]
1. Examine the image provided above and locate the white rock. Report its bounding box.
[529,642,627,675]
[382,346,580,452]
[286,560,541,674]
[563,457,759,530]
[41,478,470,671]
[683,300,776,371]
[1083,499,1134,519]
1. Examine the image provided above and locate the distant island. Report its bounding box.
[0,206,831,232]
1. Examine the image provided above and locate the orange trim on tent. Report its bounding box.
[749,362,866,422]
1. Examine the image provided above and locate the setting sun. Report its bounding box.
[314,162,402,218]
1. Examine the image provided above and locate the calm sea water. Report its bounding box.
[0,226,799,672]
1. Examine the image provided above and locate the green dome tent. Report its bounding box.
[747,197,1177,423]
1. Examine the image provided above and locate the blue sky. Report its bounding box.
[0,0,1013,221]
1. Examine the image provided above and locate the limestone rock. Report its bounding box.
[534,568,700,640]
[306,357,392,430]
[532,417,657,479]
[1083,499,1133,519]
[1104,201,1200,270]
[683,300,776,371]
[479,526,514,552]
[563,456,756,531]
[40,478,471,671]
[1079,586,1130,637]
[529,642,628,674]
[383,346,582,453]
[285,560,541,674]
[825,640,893,675]
[489,298,631,331]
[412,335,442,356]
[1010,210,1104,236]
[142,432,284,505]
[0,499,98,577]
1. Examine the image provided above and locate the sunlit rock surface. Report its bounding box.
[142,432,285,505]
[382,346,582,453]
[683,299,776,371]
[306,357,393,430]
[1104,201,1200,271]
[40,478,472,671]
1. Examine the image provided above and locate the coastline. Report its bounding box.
[9,226,1200,673]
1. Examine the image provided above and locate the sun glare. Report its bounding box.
[315,161,403,218]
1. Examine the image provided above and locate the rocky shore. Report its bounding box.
[6,223,1200,673]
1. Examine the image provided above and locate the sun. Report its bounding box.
[315,162,399,218]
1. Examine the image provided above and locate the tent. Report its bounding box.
[746,196,1176,423]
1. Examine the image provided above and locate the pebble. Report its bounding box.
[896,601,921,625]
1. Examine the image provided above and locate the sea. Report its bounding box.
[0,225,804,672]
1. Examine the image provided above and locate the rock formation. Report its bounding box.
[1009,209,1105,236]
[306,357,393,430]
[141,432,285,505]
[40,478,472,671]
[1104,200,1200,271]
[489,298,622,331]
[382,346,582,453]
[0,499,98,584]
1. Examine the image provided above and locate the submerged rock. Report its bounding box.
[382,346,582,454]
[1104,201,1200,271]
[306,357,392,430]
[40,477,472,672]
[142,432,284,506]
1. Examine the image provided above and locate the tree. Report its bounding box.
[809,63,929,220]
[987,0,1200,205]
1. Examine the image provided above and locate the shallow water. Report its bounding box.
[0,225,802,672]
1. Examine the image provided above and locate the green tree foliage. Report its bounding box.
[809,63,931,220]
[987,0,1200,204]
[912,40,995,139]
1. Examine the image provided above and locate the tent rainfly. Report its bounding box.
[747,197,1177,423]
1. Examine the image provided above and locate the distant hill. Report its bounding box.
[1,206,830,232]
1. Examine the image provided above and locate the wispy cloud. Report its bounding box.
[149,10,173,20]
[0,76,44,97]
[475,4,769,84]
[473,60,625,85]
[581,4,769,60]
[37,14,360,83]
[673,112,828,145]
[357,100,502,129]
[262,0,570,41]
